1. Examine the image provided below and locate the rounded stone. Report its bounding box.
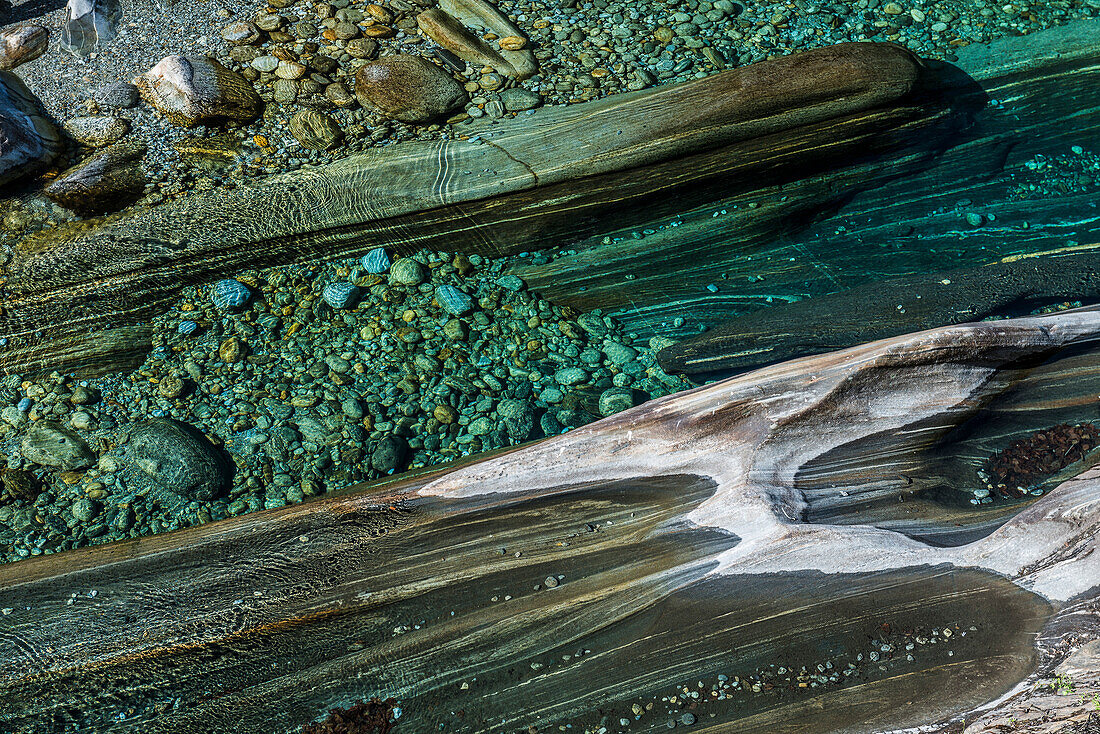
[371,435,408,473]
[554,367,588,386]
[390,257,426,286]
[288,108,343,150]
[93,81,140,109]
[211,278,251,311]
[598,387,635,417]
[500,87,541,112]
[22,422,95,470]
[124,418,230,500]
[221,20,261,45]
[72,497,100,522]
[360,247,391,273]
[354,54,467,123]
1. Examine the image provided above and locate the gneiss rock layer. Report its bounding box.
[1,42,923,376]
[1,309,1098,732]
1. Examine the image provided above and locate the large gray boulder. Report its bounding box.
[0,70,63,187]
[124,418,229,500]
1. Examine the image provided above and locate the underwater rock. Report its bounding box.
[360,248,390,274]
[62,115,130,147]
[435,284,472,315]
[0,71,63,187]
[93,81,140,109]
[322,282,358,309]
[389,257,426,286]
[60,0,121,57]
[0,25,48,70]
[500,87,541,111]
[211,279,251,311]
[353,54,466,123]
[134,56,262,127]
[438,0,537,80]
[598,387,635,417]
[22,422,95,470]
[370,435,408,473]
[124,418,229,500]
[288,108,342,150]
[43,139,147,214]
[177,320,199,336]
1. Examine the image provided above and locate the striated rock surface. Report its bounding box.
[0,25,48,71]
[354,54,466,123]
[439,0,537,80]
[134,55,262,127]
[0,70,63,187]
[44,139,146,213]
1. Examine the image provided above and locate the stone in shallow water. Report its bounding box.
[22,422,95,470]
[93,80,140,109]
[60,0,121,57]
[124,418,229,500]
[177,319,198,336]
[435,284,472,315]
[211,278,251,311]
[43,139,146,214]
[0,25,48,71]
[499,87,541,112]
[63,115,130,147]
[371,435,408,473]
[288,108,342,150]
[598,387,635,417]
[354,54,467,123]
[322,282,358,309]
[360,247,390,273]
[390,257,426,286]
[0,70,63,187]
[134,55,262,127]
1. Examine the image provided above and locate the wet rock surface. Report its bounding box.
[122,418,230,501]
[354,54,468,123]
[134,55,262,127]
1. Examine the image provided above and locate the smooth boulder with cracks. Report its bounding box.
[354,54,466,123]
[124,418,229,500]
[134,56,262,127]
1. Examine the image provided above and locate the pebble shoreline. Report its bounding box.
[0,247,690,563]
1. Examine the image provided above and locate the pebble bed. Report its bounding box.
[3,0,1099,245]
[0,247,690,564]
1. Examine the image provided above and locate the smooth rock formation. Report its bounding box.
[0,71,63,187]
[416,8,519,78]
[123,418,229,500]
[287,108,342,150]
[134,56,262,127]
[21,421,95,470]
[43,139,146,214]
[439,0,537,80]
[62,115,129,147]
[60,0,121,57]
[0,25,48,70]
[354,54,467,123]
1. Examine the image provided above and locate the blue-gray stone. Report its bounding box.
[211,279,251,311]
[495,274,525,292]
[554,367,588,386]
[360,247,391,273]
[322,282,358,309]
[436,284,473,315]
[177,320,198,336]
